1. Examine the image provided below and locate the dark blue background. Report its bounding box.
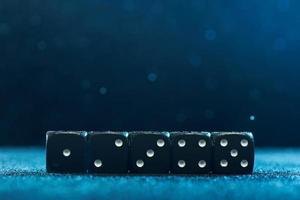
[0,0,299,146]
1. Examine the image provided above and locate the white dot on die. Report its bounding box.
[146,149,155,157]
[220,159,228,167]
[94,159,102,168]
[198,160,206,168]
[241,139,248,147]
[136,160,144,168]
[241,160,248,168]
[178,160,186,168]
[178,139,186,147]
[230,149,238,157]
[220,139,228,147]
[157,139,165,147]
[63,149,71,157]
[198,139,206,147]
[115,139,123,147]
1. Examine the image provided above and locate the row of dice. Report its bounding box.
[46,131,254,174]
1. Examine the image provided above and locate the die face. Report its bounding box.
[129,132,171,174]
[46,131,87,173]
[212,132,254,174]
[170,132,212,174]
[87,132,129,174]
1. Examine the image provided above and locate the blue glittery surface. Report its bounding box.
[1,148,300,200]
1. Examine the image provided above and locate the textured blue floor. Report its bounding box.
[1,148,300,200]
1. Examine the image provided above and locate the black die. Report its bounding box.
[46,131,87,173]
[129,131,171,174]
[170,131,212,174]
[212,132,254,174]
[87,131,129,174]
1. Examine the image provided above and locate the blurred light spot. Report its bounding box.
[162,131,170,137]
[273,38,286,51]
[82,131,88,137]
[187,53,202,67]
[277,0,289,12]
[37,41,47,51]
[30,15,42,26]
[205,29,216,41]
[80,80,91,90]
[123,0,135,11]
[122,131,129,137]
[250,115,255,121]
[204,109,214,120]
[0,23,10,35]
[147,73,157,82]
[176,113,187,123]
[99,87,107,95]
